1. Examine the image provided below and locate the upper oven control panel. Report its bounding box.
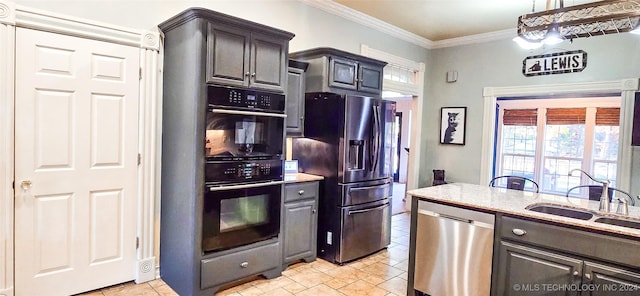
[205,158,283,186]
[208,85,285,113]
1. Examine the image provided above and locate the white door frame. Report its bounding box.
[0,2,161,295]
[480,79,639,192]
[361,45,425,211]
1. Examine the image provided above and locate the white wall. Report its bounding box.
[422,33,640,196]
[13,0,429,63]
[12,0,638,195]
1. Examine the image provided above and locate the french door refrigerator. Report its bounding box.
[292,92,396,264]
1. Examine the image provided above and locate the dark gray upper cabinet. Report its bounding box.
[207,22,290,92]
[286,60,308,136]
[289,47,386,95]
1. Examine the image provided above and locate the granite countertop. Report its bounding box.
[284,173,324,184]
[407,182,640,238]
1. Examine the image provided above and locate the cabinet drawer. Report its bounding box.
[285,182,318,202]
[500,216,640,268]
[201,242,279,289]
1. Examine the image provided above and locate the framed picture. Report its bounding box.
[440,107,467,145]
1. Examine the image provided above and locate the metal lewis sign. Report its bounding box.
[522,50,587,77]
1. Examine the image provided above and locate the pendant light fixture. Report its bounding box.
[515,0,640,49]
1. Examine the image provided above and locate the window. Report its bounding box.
[495,97,620,195]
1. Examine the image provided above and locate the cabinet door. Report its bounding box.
[206,23,250,86]
[584,261,640,296]
[250,32,287,93]
[286,67,305,135]
[328,57,358,90]
[358,62,383,94]
[494,240,582,296]
[283,199,317,264]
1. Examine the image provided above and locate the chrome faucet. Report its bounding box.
[569,169,610,213]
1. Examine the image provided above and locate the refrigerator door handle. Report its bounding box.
[372,104,381,173]
[369,104,377,172]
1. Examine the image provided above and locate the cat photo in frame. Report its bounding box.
[440,107,466,145]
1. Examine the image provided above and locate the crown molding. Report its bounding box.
[299,0,516,49]
[299,0,434,49]
[431,28,515,49]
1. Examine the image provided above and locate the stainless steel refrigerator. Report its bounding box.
[292,92,395,264]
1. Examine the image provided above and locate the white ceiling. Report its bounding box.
[329,0,594,41]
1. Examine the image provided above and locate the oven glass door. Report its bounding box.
[206,110,284,159]
[202,181,282,253]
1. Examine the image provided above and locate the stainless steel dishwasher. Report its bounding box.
[414,200,495,296]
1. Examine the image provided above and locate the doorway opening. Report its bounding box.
[393,112,403,182]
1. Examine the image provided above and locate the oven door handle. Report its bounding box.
[208,180,284,191]
[210,108,287,118]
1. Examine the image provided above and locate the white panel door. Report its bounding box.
[14,28,139,296]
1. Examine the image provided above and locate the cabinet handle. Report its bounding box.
[573,270,579,276]
[585,273,592,280]
[251,72,256,77]
[240,262,249,268]
[312,209,317,214]
[298,190,305,195]
[512,228,527,236]
[245,72,250,77]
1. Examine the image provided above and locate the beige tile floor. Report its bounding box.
[81,212,411,296]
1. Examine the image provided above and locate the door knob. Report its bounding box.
[21,180,33,191]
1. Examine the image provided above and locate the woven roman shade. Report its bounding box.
[546,108,586,125]
[503,109,537,126]
[595,107,620,126]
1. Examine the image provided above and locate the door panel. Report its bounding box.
[358,63,383,94]
[15,28,139,296]
[343,95,374,183]
[206,23,249,86]
[338,199,391,263]
[251,32,285,92]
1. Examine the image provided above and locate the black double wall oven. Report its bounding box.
[202,86,286,253]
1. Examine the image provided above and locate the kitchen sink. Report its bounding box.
[526,204,595,220]
[594,217,640,230]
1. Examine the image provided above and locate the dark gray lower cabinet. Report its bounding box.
[282,182,318,267]
[585,261,640,296]
[493,215,640,296]
[495,240,582,296]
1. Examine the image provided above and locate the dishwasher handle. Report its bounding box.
[438,213,472,224]
[418,208,494,229]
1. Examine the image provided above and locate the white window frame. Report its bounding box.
[481,79,638,194]
[496,97,621,194]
